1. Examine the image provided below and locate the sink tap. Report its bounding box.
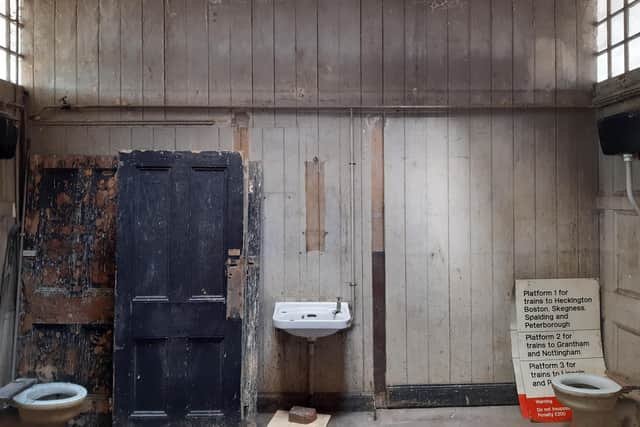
[333,297,342,316]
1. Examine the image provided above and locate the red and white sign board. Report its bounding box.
[512,279,606,423]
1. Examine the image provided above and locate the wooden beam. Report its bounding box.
[370,117,386,405]
[242,161,262,422]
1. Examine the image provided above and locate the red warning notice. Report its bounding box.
[512,279,606,423]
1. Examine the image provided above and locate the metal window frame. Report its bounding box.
[0,0,21,85]
[596,0,640,82]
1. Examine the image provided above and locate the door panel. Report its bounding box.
[114,151,243,426]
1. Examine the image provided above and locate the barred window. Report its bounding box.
[0,0,20,84]
[597,0,640,82]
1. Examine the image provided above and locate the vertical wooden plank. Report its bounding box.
[142,0,165,120]
[448,0,471,384]
[77,0,99,107]
[338,0,360,104]
[87,127,111,155]
[369,116,385,398]
[534,0,556,104]
[314,115,343,392]
[121,0,142,120]
[252,0,274,127]
[514,113,536,279]
[578,113,599,277]
[404,116,428,384]
[468,0,492,384]
[295,0,318,108]
[361,0,382,105]
[470,113,493,383]
[260,128,285,392]
[448,0,469,106]
[382,0,404,104]
[513,0,535,105]
[425,1,447,105]
[426,117,449,384]
[66,127,88,154]
[99,0,121,107]
[555,0,577,105]
[384,114,406,385]
[283,128,306,392]
[535,111,557,277]
[54,0,77,104]
[230,0,252,105]
[491,112,514,382]
[576,0,596,103]
[165,0,187,118]
[404,1,425,104]
[186,0,209,111]
[109,127,132,154]
[491,0,513,105]
[469,0,491,105]
[209,0,231,105]
[448,113,472,383]
[131,127,153,150]
[490,0,513,383]
[317,0,339,106]
[556,111,579,277]
[153,127,176,150]
[33,0,55,111]
[274,0,296,126]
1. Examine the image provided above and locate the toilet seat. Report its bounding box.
[552,373,622,398]
[13,382,87,410]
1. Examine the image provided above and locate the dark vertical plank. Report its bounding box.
[121,0,142,120]
[425,1,447,104]
[274,0,296,126]
[361,0,382,105]
[165,0,187,118]
[209,0,231,105]
[142,0,165,120]
[513,0,535,104]
[534,0,556,104]
[33,0,55,112]
[54,0,77,104]
[77,0,99,107]
[382,0,404,104]
[230,0,253,105]
[99,0,121,107]
[252,0,275,126]
[317,0,340,105]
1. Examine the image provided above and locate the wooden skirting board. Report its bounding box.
[385,383,518,409]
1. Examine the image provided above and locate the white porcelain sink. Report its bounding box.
[273,301,352,339]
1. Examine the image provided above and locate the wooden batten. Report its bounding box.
[305,158,326,252]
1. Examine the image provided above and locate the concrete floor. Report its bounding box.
[257,406,570,426]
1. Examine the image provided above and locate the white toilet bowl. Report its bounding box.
[552,373,623,427]
[13,382,87,425]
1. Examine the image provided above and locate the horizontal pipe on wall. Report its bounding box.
[30,102,596,121]
[31,120,219,127]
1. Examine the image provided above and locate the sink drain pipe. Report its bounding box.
[307,338,315,402]
[623,154,640,216]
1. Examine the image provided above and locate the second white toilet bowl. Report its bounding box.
[551,373,623,427]
[13,382,87,425]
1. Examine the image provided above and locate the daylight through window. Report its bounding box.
[0,0,20,84]
[597,0,640,82]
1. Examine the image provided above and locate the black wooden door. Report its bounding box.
[114,151,244,426]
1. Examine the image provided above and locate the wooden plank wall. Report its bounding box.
[21,0,598,394]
